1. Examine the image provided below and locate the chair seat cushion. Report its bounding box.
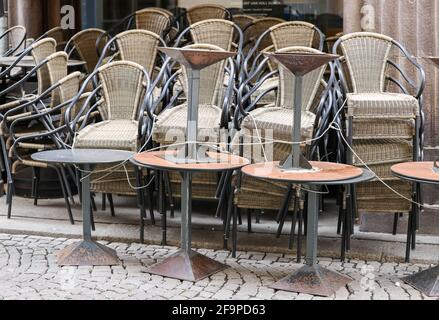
[74,120,139,152]
[241,107,316,142]
[347,92,419,118]
[153,104,222,144]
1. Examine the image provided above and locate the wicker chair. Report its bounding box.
[98,8,175,45]
[244,21,325,107]
[65,28,107,74]
[1,50,87,223]
[33,26,68,51]
[71,61,153,242]
[0,25,26,57]
[186,4,231,25]
[333,32,425,261]
[242,17,285,54]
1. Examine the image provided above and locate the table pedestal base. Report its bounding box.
[270,265,353,297]
[146,249,228,282]
[57,240,120,266]
[403,265,439,297]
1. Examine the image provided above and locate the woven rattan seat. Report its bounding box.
[74,120,139,151]
[153,104,222,145]
[352,139,413,165]
[347,92,419,119]
[240,107,316,142]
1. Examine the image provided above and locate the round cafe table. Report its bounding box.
[392,162,439,297]
[32,149,134,266]
[133,150,250,282]
[242,161,374,297]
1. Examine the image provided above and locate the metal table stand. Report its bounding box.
[32,149,134,266]
[241,52,374,297]
[134,48,249,282]
[392,161,439,297]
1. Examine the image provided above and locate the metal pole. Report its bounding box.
[292,75,303,169]
[81,164,92,242]
[305,190,319,266]
[186,68,200,161]
[181,172,192,252]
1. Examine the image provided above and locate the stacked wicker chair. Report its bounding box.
[185,4,231,25]
[0,25,26,57]
[232,46,333,241]
[98,8,175,45]
[71,61,153,242]
[0,38,90,222]
[333,32,425,259]
[65,28,107,74]
[91,29,166,219]
[243,21,325,114]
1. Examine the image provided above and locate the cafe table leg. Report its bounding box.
[57,164,120,266]
[271,191,353,297]
[403,266,439,297]
[146,172,228,282]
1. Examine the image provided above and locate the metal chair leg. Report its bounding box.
[107,194,115,217]
[247,209,252,233]
[288,194,298,250]
[91,193,97,212]
[392,213,399,236]
[146,170,155,225]
[102,193,106,211]
[7,181,13,219]
[55,166,74,225]
[90,201,96,232]
[135,167,146,243]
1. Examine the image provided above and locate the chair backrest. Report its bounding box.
[233,14,256,31]
[45,52,69,108]
[186,4,229,25]
[46,26,65,44]
[98,61,149,121]
[45,26,68,50]
[179,43,227,106]
[276,46,327,113]
[30,38,57,95]
[338,32,393,93]
[135,8,172,37]
[244,17,285,51]
[68,28,106,73]
[190,19,235,51]
[270,21,322,50]
[2,25,26,55]
[115,29,162,77]
[57,72,82,125]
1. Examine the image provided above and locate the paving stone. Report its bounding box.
[0,233,436,301]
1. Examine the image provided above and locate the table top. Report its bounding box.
[32,149,134,166]
[392,162,439,185]
[133,151,250,173]
[0,56,86,68]
[242,161,372,185]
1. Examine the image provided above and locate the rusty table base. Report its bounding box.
[403,265,439,297]
[270,265,353,297]
[57,240,120,266]
[146,249,228,282]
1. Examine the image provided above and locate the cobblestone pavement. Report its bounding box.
[0,233,437,300]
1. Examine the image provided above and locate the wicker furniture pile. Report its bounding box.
[0,4,426,261]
